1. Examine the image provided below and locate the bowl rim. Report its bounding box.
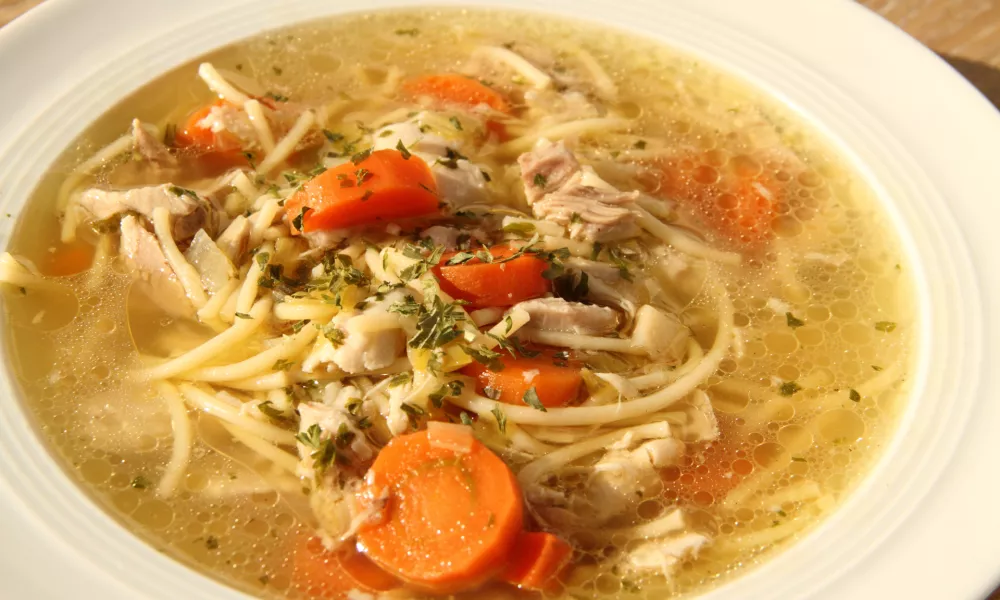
[0,0,998,599]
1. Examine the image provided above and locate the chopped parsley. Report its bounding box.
[849,388,861,402]
[408,295,466,349]
[205,536,219,550]
[292,206,311,231]
[130,475,150,490]
[522,387,547,411]
[234,312,253,320]
[460,412,474,426]
[264,91,288,102]
[257,401,286,420]
[396,139,411,159]
[272,359,294,371]
[465,345,504,371]
[533,172,547,187]
[322,129,344,143]
[502,221,536,236]
[874,321,897,333]
[394,28,420,36]
[491,403,508,434]
[779,381,802,396]
[167,185,199,199]
[388,372,412,388]
[429,380,465,408]
[786,312,805,328]
[633,140,647,150]
[449,116,463,131]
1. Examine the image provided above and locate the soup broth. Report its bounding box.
[1,9,913,599]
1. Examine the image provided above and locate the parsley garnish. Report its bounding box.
[408,295,466,349]
[522,387,546,411]
[460,412,474,426]
[449,116,463,131]
[257,401,286,420]
[849,389,861,402]
[292,206,311,231]
[234,312,253,319]
[554,271,589,303]
[779,381,802,396]
[533,173,547,187]
[272,359,294,371]
[323,129,344,143]
[167,185,199,199]
[633,140,647,150]
[395,28,420,36]
[429,380,465,408]
[396,140,411,160]
[388,372,412,388]
[875,321,897,332]
[130,475,149,489]
[491,403,508,434]
[466,345,504,370]
[786,312,805,328]
[502,222,536,236]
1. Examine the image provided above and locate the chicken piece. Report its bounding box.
[118,215,194,318]
[372,115,489,208]
[625,532,710,575]
[302,292,407,375]
[518,139,582,204]
[131,119,177,166]
[214,215,252,264]
[420,225,463,249]
[184,229,235,294]
[516,297,618,335]
[631,305,690,361]
[78,183,215,240]
[519,139,640,242]
[677,389,720,443]
[583,437,685,522]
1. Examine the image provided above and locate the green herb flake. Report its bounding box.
[786,312,805,328]
[396,139,411,159]
[849,388,861,402]
[533,173,547,187]
[522,387,547,411]
[167,185,199,199]
[334,423,356,448]
[323,129,344,143]
[449,116,463,131]
[491,403,508,434]
[257,401,285,420]
[502,222,536,236]
[234,312,253,320]
[205,536,219,550]
[445,252,476,266]
[779,381,801,396]
[130,475,150,490]
[429,380,465,408]
[871,365,884,372]
[874,321,897,333]
[292,206,311,231]
[791,456,807,462]
[633,140,647,150]
[272,359,294,371]
[388,372,413,388]
[460,412,474,426]
[395,28,420,36]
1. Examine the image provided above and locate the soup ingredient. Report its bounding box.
[462,353,583,408]
[433,245,551,308]
[500,531,574,591]
[403,73,511,114]
[356,429,524,593]
[293,536,401,597]
[76,183,214,240]
[286,149,439,232]
[174,100,250,169]
[42,240,94,277]
[514,297,619,335]
[518,139,640,242]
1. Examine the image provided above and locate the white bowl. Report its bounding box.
[1,0,998,598]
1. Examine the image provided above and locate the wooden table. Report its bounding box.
[0,0,998,598]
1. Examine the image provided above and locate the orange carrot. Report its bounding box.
[433,245,550,308]
[174,100,250,170]
[356,429,524,594]
[403,74,511,113]
[461,353,582,409]
[662,418,752,506]
[403,74,512,140]
[500,531,573,591]
[285,149,439,233]
[42,240,95,277]
[293,536,401,599]
[658,153,781,251]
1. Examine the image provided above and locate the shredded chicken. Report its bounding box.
[131,119,177,166]
[118,215,194,318]
[519,139,640,241]
[516,297,618,335]
[631,305,690,361]
[625,532,710,575]
[302,291,407,375]
[372,114,490,209]
[77,183,215,240]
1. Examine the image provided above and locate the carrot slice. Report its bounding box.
[174,100,250,170]
[662,418,752,506]
[433,245,550,308]
[403,74,512,140]
[500,531,573,591]
[42,240,95,277]
[293,536,401,599]
[403,74,511,113]
[285,149,439,233]
[658,153,781,251]
[356,429,524,594]
[461,353,582,409]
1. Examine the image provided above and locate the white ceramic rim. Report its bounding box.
[0,1,997,599]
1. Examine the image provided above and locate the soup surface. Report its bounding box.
[1,9,914,600]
